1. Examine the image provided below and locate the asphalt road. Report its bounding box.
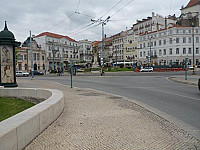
[19,71,200,138]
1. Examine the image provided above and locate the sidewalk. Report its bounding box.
[169,75,199,86]
[17,79,200,150]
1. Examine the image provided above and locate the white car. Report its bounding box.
[16,71,29,77]
[140,67,153,72]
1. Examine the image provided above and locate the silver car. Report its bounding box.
[140,67,153,72]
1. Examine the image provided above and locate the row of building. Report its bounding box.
[16,0,200,72]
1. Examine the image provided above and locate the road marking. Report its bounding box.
[144,87,200,102]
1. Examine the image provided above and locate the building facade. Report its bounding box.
[34,32,79,71]
[16,37,46,72]
[112,31,127,62]
[132,12,176,35]
[78,39,93,63]
[124,33,138,63]
[137,26,200,66]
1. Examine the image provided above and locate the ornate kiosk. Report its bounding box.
[0,21,20,87]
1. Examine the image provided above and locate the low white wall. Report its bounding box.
[0,88,64,150]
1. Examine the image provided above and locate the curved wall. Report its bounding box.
[0,88,64,150]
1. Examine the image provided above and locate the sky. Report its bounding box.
[0,0,189,43]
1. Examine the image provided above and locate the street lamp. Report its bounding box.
[91,16,110,76]
[115,46,118,71]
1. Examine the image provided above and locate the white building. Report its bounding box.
[78,39,93,63]
[112,31,127,62]
[132,12,176,35]
[34,32,79,71]
[137,26,200,66]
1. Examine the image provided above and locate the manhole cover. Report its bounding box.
[79,93,103,96]
[109,96,122,99]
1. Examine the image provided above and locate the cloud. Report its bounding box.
[0,0,189,42]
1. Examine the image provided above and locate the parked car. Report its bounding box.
[140,67,153,72]
[16,71,29,77]
[29,70,44,75]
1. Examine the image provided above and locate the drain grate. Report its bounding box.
[109,96,122,99]
[77,90,82,92]
[79,93,103,96]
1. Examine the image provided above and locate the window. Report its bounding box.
[176,48,179,54]
[140,52,142,57]
[189,48,192,54]
[154,41,156,46]
[176,30,179,33]
[33,53,36,60]
[49,53,51,57]
[140,44,142,49]
[169,48,172,55]
[196,37,199,43]
[159,40,162,45]
[196,48,199,54]
[163,39,166,45]
[183,48,186,54]
[183,30,185,33]
[43,64,45,70]
[169,38,172,44]
[163,49,166,55]
[189,30,191,33]
[37,53,39,61]
[143,51,146,57]
[42,56,45,61]
[143,43,145,48]
[189,37,192,43]
[159,50,162,56]
[24,54,27,61]
[176,38,179,43]
[25,64,28,70]
[183,37,186,43]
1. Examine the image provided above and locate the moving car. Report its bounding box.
[140,67,153,72]
[29,70,44,75]
[16,71,29,77]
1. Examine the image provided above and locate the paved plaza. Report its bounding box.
[17,79,200,150]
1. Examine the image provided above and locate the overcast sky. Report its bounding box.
[0,0,189,43]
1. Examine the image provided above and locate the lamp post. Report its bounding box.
[91,16,110,76]
[187,12,196,75]
[180,12,199,75]
[30,31,34,79]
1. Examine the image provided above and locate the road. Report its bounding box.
[19,71,200,138]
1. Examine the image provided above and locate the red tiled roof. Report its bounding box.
[34,32,76,42]
[183,0,200,9]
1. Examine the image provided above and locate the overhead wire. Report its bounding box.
[47,0,81,31]
[110,0,135,17]
[69,0,124,37]
[100,0,123,19]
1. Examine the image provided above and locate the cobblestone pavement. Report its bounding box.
[17,79,200,150]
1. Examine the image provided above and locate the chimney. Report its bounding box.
[152,12,155,17]
[165,17,167,29]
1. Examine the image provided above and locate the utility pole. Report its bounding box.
[91,16,110,76]
[30,31,34,79]
[61,42,64,74]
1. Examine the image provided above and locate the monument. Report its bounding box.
[0,21,21,87]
